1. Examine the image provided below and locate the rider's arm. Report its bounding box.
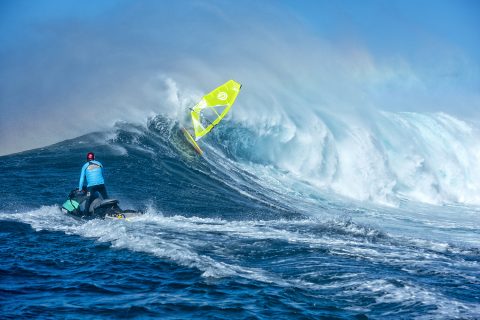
[78,163,87,190]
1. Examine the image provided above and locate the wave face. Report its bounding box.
[1,114,480,319]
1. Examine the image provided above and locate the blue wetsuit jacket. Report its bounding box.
[78,160,105,190]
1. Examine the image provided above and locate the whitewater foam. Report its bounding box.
[209,109,480,207]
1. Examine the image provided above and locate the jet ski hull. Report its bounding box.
[62,189,141,220]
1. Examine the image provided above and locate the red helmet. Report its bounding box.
[86,152,95,161]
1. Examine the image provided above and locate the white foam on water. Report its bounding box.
[0,208,321,288]
[2,207,476,270]
[210,110,480,208]
[1,205,478,320]
[353,279,480,319]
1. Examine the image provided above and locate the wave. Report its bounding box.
[2,112,480,319]
[200,110,480,206]
[6,105,479,211]
[34,107,479,209]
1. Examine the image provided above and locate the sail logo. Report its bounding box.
[217,92,228,101]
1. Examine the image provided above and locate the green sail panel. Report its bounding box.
[191,80,242,140]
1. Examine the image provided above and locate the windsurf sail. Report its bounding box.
[191,80,242,141]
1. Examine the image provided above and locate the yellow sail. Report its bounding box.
[191,80,242,140]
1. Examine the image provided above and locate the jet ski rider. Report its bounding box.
[78,152,109,214]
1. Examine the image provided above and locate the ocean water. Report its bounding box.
[1,115,480,319]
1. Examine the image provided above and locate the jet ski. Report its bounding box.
[61,189,141,220]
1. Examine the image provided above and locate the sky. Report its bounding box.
[0,0,479,155]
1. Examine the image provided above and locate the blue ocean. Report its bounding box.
[1,113,479,319]
[2,1,480,319]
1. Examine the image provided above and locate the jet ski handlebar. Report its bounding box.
[69,188,86,199]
